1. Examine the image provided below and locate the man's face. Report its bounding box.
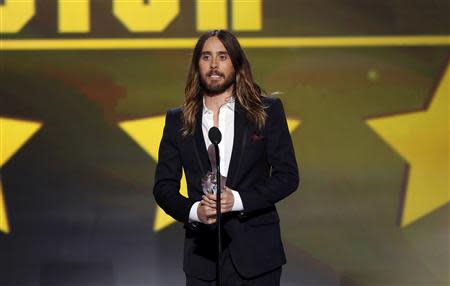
[198,36,236,95]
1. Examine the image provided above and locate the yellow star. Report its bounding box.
[120,115,301,232]
[367,63,449,227]
[120,116,188,232]
[0,118,42,234]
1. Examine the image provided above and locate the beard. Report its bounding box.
[200,70,236,96]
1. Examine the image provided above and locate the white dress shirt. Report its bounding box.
[189,97,244,222]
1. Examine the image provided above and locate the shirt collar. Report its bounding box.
[202,96,235,115]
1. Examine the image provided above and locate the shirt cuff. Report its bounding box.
[231,190,244,211]
[189,201,201,223]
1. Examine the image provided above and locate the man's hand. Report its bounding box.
[197,204,216,224]
[201,187,235,213]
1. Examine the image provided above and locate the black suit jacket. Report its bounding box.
[153,97,299,279]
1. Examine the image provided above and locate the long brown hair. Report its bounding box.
[182,30,267,136]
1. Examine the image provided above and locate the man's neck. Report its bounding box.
[203,85,234,112]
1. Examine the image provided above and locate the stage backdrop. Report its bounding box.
[1,1,449,285]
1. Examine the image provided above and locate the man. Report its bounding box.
[154,30,299,285]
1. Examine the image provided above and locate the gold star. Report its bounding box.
[120,116,188,232]
[0,118,41,233]
[120,115,301,232]
[367,63,449,227]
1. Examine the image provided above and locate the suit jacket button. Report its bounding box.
[238,212,246,219]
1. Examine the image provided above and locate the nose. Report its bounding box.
[210,57,218,69]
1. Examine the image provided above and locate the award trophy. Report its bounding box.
[201,170,226,195]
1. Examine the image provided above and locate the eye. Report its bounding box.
[219,54,228,61]
[201,54,210,61]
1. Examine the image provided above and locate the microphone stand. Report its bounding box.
[208,126,223,286]
[212,142,222,286]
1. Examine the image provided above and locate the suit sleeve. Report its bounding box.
[239,98,300,213]
[153,110,195,223]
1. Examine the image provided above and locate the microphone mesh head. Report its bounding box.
[208,127,222,144]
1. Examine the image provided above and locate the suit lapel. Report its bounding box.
[227,100,250,189]
[192,108,211,175]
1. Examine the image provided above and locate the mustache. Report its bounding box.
[207,71,224,77]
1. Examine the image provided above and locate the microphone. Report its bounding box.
[208,127,222,145]
[208,126,223,286]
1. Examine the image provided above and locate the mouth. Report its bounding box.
[208,72,224,80]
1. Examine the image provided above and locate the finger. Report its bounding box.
[200,205,214,216]
[220,205,231,211]
[206,218,216,224]
[201,200,216,209]
[223,192,233,199]
[221,198,233,205]
[206,209,217,217]
[221,207,231,213]
[201,198,215,207]
[220,196,231,203]
[202,195,216,205]
[206,193,217,201]
[219,197,231,204]
[203,203,215,209]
